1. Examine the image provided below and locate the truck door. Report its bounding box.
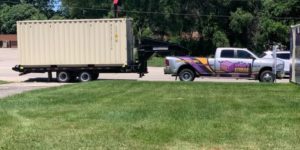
[216,49,252,76]
[235,50,253,75]
[215,49,236,74]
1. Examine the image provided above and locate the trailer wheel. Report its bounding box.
[259,70,275,83]
[57,71,71,83]
[91,73,99,80]
[179,69,195,82]
[79,72,92,82]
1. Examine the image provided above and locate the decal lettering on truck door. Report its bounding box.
[219,61,250,73]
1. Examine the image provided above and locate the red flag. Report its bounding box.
[114,0,118,5]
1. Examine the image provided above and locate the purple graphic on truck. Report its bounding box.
[219,61,250,73]
[178,57,214,74]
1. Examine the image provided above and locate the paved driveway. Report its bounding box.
[0,48,290,98]
[0,82,67,99]
[0,48,48,82]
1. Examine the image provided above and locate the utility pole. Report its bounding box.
[113,0,125,18]
[272,43,278,83]
[113,0,119,18]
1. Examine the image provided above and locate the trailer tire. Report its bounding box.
[259,70,275,83]
[79,72,92,82]
[179,69,195,82]
[57,71,71,83]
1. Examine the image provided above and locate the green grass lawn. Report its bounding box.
[148,56,164,67]
[0,81,299,149]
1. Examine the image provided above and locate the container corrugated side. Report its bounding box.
[17,18,133,67]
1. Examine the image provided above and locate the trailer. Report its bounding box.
[290,24,300,84]
[12,18,189,82]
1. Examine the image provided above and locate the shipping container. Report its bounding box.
[13,18,189,82]
[17,18,134,67]
[290,24,300,84]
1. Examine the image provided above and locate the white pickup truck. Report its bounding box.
[164,47,285,82]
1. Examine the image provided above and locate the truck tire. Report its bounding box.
[79,72,92,82]
[91,73,99,80]
[179,69,195,82]
[259,70,275,83]
[57,71,71,83]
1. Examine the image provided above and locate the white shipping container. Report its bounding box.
[17,18,134,67]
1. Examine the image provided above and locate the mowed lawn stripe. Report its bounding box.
[0,81,299,149]
[0,80,8,85]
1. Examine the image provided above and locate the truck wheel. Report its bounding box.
[91,73,99,80]
[57,71,71,83]
[259,70,275,83]
[79,72,92,82]
[179,69,195,82]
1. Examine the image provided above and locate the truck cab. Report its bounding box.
[164,47,285,82]
[210,48,257,75]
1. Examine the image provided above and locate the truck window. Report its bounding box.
[237,50,252,59]
[221,50,234,58]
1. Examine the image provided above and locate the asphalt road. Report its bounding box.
[0,48,290,98]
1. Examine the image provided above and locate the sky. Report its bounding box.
[53,0,61,11]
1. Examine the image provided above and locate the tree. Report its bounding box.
[61,0,111,19]
[0,4,47,34]
[2,0,300,54]
[213,31,230,47]
[229,8,255,48]
[253,0,300,51]
[0,0,54,16]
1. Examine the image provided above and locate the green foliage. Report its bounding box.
[179,39,214,56]
[230,8,254,34]
[0,4,47,34]
[0,80,8,84]
[23,0,51,10]
[61,0,111,19]
[263,0,300,17]
[141,27,154,38]
[1,0,300,54]
[260,18,289,43]
[0,0,55,17]
[147,56,164,67]
[212,31,230,48]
